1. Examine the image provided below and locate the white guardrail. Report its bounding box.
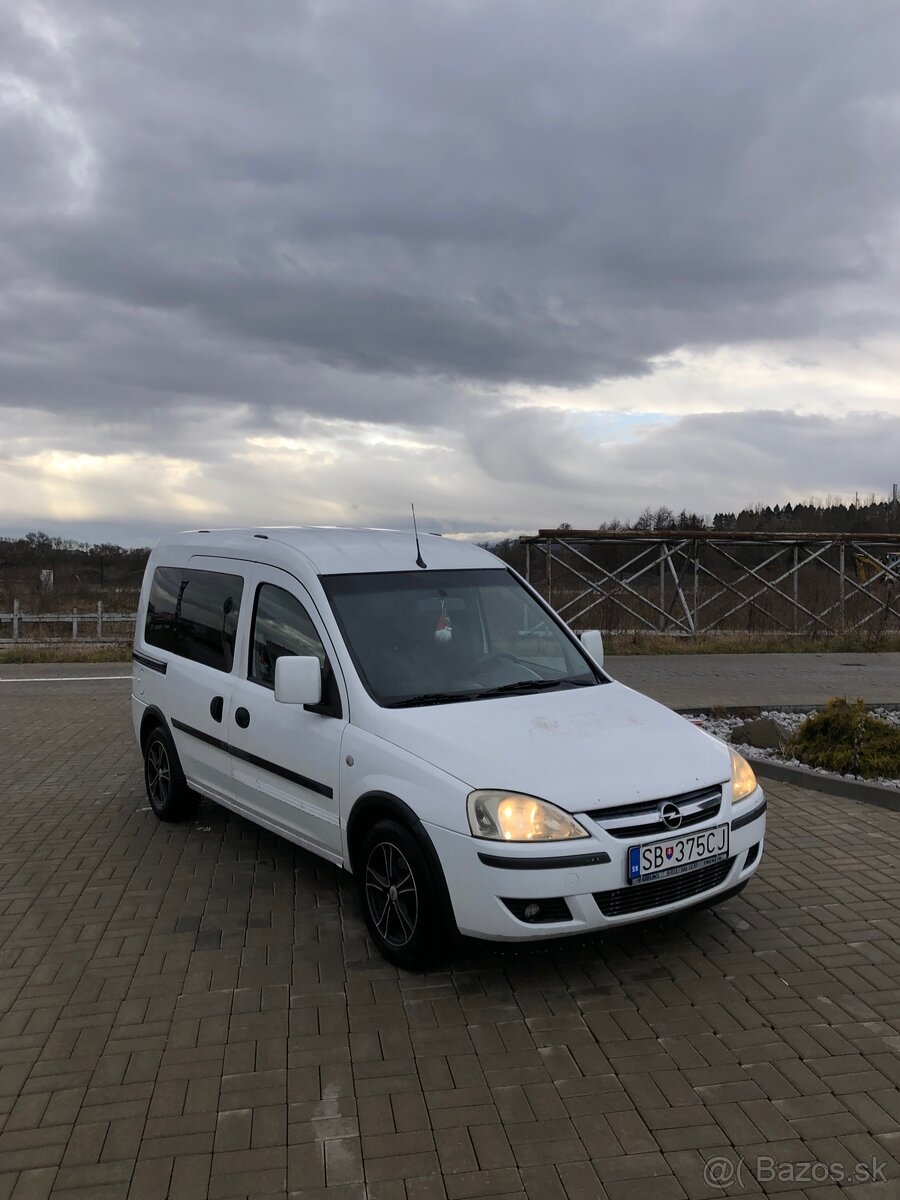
[0,601,136,643]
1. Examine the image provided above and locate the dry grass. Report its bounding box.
[602,631,900,656]
[4,629,900,665]
[0,644,130,664]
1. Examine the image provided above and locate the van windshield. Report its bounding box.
[322,568,601,708]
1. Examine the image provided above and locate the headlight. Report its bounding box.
[467,790,589,841]
[730,749,758,804]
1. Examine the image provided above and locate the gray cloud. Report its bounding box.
[459,405,900,532]
[3,0,899,412]
[4,406,898,549]
[2,0,899,542]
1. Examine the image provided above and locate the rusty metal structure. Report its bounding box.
[521,530,900,636]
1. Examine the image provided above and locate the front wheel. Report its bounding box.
[143,725,197,822]
[358,819,447,970]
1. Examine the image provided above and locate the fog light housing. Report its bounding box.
[501,897,572,924]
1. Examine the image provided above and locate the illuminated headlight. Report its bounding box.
[467,790,589,842]
[730,749,758,804]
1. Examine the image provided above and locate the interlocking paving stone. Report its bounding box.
[1,673,900,1198]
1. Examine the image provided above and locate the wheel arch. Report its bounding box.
[345,791,457,931]
[346,791,425,873]
[139,705,169,753]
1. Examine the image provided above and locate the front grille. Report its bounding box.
[593,857,734,918]
[586,785,722,839]
[502,896,572,924]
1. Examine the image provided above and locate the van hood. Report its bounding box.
[365,681,731,812]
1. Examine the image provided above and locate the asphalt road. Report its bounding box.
[608,652,900,710]
[2,651,899,710]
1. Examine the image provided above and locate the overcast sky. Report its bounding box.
[2,0,899,545]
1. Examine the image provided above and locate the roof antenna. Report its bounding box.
[411,503,427,569]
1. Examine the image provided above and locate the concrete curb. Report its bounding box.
[748,756,900,812]
[673,705,900,810]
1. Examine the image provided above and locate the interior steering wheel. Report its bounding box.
[468,651,543,680]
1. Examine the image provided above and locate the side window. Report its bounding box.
[250,584,326,688]
[145,566,243,672]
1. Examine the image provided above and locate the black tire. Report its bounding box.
[143,725,197,822]
[358,819,447,970]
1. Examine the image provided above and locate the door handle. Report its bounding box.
[234,707,250,729]
[210,696,224,722]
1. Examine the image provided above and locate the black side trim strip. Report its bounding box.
[170,718,333,799]
[731,796,767,832]
[171,718,227,752]
[229,744,333,798]
[133,651,167,674]
[477,850,611,870]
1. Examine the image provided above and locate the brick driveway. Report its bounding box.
[1,675,899,1199]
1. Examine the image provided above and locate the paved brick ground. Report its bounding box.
[1,675,900,1199]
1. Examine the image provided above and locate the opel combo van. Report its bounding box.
[132,528,766,967]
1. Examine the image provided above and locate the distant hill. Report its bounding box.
[558,496,900,537]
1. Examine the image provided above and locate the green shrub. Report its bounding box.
[787,697,900,780]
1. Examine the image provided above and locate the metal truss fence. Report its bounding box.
[4,532,900,641]
[521,531,900,636]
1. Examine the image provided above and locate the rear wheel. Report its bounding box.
[143,725,197,822]
[358,819,447,970]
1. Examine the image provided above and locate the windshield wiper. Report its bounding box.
[383,691,481,708]
[384,677,596,708]
[473,676,595,699]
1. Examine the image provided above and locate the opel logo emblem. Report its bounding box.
[660,801,683,830]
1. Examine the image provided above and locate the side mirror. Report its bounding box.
[579,629,604,668]
[274,655,322,706]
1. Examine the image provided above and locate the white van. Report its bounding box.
[132,527,766,968]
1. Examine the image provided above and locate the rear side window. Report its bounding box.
[145,566,244,672]
[250,584,326,687]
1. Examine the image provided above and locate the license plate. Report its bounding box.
[628,824,729,884]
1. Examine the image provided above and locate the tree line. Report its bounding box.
[486,495,900,573]
[554,495,900,535]
[0,532,151,591]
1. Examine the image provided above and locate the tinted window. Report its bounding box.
[323,568,599,707]
[145,566,243,671]
[250,584,326,687]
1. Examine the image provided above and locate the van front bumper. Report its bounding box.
[422,791,766,941]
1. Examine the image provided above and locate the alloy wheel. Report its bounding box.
[146,741,171,810]
[364,841,419,948]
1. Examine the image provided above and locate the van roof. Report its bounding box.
[161,526,503,575]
